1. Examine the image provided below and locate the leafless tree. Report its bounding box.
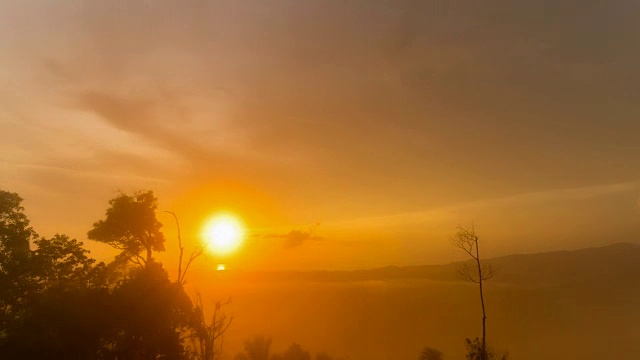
[189,294,233,360]
[163,212,232,359]
[164,211,203,286]
[451,225,495,359]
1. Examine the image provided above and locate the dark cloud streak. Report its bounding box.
[260,227,323,249]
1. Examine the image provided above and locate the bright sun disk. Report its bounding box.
[202,214,245,256]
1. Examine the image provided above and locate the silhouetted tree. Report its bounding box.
[236,338,342,360]
[31,234,96,287]
[88,191,165,267]
[315,352,334,360]
[2,281,111,359]
[451,225,495,359]
[101,261,193,359]
[188,294,233,360]
[1,190,204,359]
[236,335,272,360]
[281,343,311,360]
[419,346,443,360]
[0,191,112,359]
[0,191,37,327]
[465,338,508,360]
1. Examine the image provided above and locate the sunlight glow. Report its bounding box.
[216,264,226,271]
[202,213,245,256]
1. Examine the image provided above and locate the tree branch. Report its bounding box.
[181,246,204,286]
[164,211,184,284]
[457,263,480,283]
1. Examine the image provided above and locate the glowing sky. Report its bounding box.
[2,1,640,270]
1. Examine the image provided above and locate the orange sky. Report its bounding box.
[2,1,640,270]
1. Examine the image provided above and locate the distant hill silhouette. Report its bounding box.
[230,242,640,288]
[474,242,640,287]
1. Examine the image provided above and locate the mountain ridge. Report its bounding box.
[223,242,640,287]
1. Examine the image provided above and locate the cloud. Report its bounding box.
[329,181,640,228]
[76,92,208,159]
[260,226,323,249]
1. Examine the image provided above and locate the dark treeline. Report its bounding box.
[0,190,229,359]
[233,335,344,360]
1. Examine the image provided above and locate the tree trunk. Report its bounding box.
[475,238,487,360]
[146,246,152,266]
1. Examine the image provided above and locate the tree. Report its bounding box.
[281,343,311,360]
[188,294,233,360]
[451,225,495,360]
[465,338,508,360]
[88,191,165,267]
[0,191,36,329]
[2,281,112,360]
[0,191,112,359]
[0,191,34,262]
[101,261,193,359]
[236,335,272,360]
[31,234,96,287]
[0,190,201,359]
[315,352,334,360]
[419,346,443,360]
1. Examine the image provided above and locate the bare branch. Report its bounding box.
[457,263,480,283]
[450,225,479,260]
[481,263,495,281]
[180,246,204,286]
[164,211,184,283]
[215,315,233,340]
[124,253,146,268]
[188,293,233,360]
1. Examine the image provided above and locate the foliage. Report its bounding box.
[2,282,112,359]
[0,191,35,258]
[88,191,165,266]
[280,343,311,360]
[100,261,193,359]
[32,234,96,287]
[0,189,205,359]
[0,191,37,325]
[419,346,443,360]
[465,338,508,360]
[235,335,272,360]
[235,338,343,360]
[315,352,334,360]
[0,191,111,358]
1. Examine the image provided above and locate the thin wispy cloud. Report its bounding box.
[331,182,640,227]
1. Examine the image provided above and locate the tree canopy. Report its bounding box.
[420,347,443,360]
[88,190,165,267]
[0,191,37,331]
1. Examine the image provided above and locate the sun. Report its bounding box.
[202,213,245,256]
